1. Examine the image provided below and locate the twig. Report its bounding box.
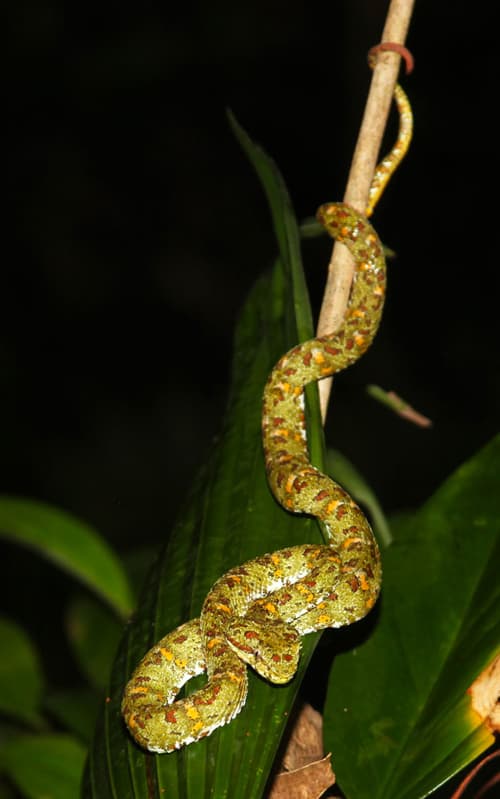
[317,0,416,419]
[367,385,432,428]
[449,751,500,799]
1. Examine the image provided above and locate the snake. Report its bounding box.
[122,50,413,754]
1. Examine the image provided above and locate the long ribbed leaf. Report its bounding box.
[0,617,43,727]
[1,734,86,799]
[0,498,133,619]
[83,114,328,798]
[324,435,500,799]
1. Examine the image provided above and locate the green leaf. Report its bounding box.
[121,547,157,599]
[327,449,392,547]
[0,778,17,799]
[84,114,327,797]
[65,594,123,690]
[324,435,500,799]
[0,617,43,727]
[44,689,101,743]
[0,734,86,799]
[0,497,133,618]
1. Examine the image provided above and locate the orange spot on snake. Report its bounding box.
[160,647,174,661]
[215,603,232,615]
[360,574,370,591]
[342,536,363,549]
[207,637,224,649]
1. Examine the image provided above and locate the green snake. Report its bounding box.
[122,54,412,754]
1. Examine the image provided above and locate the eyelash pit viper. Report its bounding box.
[122,56,412,754]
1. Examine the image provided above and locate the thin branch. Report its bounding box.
[317,0,416,419]
[366,384,432,428]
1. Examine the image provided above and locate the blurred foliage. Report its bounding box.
[2,2,499,797]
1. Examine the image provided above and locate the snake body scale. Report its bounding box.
[122,73,412,754]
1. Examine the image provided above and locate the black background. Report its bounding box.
[2,0,499,777]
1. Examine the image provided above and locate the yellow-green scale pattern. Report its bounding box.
[122,205,386,753]
[122,69,413,753]
[366,83,413,217]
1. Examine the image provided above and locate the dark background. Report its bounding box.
[2,0,498,732]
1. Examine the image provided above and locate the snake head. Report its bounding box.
[225,616,301,684]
